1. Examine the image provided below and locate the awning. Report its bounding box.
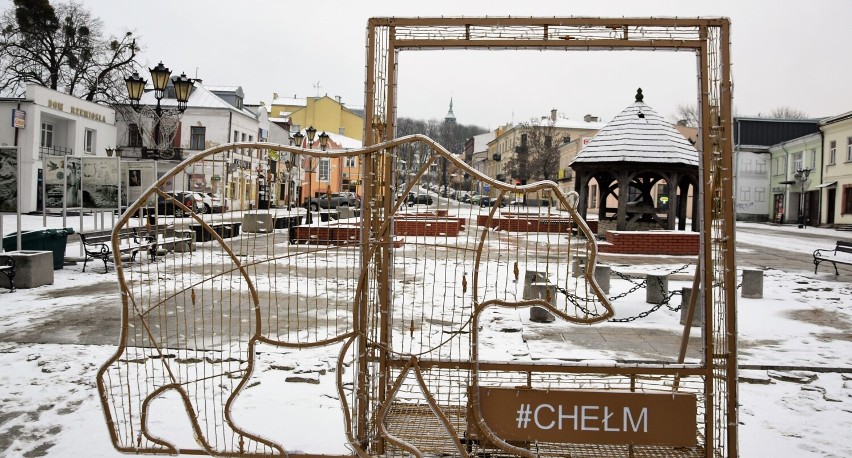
[816,181,837,189]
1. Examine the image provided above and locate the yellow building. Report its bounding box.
[270,94,364,142]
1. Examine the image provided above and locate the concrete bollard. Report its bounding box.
[741,269,764,299]
[646,274,669,304]
[0,250,54,289]
[528,283,557,323]
[593,265,611,295]
[572,255,586,278]
[680,287,705,327]
[522,270,547,299]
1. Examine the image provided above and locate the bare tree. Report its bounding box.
[504,118,561,184]
[671,103,699,127]
[766,106,809,120]
[0,0,140,103]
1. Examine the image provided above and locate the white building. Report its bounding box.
[0,84,116,213]
[115,83,265,210]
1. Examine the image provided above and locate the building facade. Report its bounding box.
[0,84,116,213]
[733,117,821,222]
[269,94,364,142]
[115,83,265,211]
[484,111,605,195]
[767,133,821,225]
[820,111,852,227]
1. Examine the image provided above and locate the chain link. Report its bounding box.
[555,263,691,322]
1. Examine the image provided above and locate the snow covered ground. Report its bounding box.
[1,213,851,457]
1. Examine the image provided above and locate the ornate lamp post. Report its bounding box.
[123,62,194,158]
[794,167,811,228]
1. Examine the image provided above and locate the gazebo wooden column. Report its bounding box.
[667,171,679,230]
[616,170,629,230]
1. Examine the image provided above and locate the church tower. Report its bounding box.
[444,98,456,124]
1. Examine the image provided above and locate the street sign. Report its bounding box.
[12,109,26,129]
[473,387,697,447]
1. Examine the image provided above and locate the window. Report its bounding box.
[829,141,836,165]
[754,187,766,203]
[318,158,330,181]
[740,187,750,201]
[844,186,852,215]
[129,123,143,147]
[84,129,95,153]
[742,159,753,174]
[40,123,54,147]
[233,130,239,142]
[792,152,802,172]
[339,127,346,136]
[809,149,816,168]
[345,156,356,167]
[190,126,206,150]
[847,137,852,162]
[756,159,767,174]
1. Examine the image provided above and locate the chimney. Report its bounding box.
[551,109,557,122]
[273,92,279,100]
[584,114,599,122]
[677,119,688,126]
[335,95,342,104]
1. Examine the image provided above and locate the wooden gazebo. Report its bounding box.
[572,88,700,233]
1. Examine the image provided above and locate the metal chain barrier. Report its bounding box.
[555,263,691,322]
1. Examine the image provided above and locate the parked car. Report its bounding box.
[407,194,434,206]
[304,192,360,211]
[155,192,203,217]
[203,192,228,213]
[186,192,212,214]
[479,196,506,208]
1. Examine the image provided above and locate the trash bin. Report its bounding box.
[2,227,74,270]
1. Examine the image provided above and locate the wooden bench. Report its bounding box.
[813,240,852,274]
[0,256,15,292]
[79,226,194,273]
[80,229,155,273]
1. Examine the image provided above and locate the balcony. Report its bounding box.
[141,147,184,161]
[39,145,73,159]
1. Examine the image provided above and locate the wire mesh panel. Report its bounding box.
[98,15,735,458]
[97,144,363,456]
[366,16,735,458]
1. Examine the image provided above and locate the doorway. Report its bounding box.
[827,188,836,225]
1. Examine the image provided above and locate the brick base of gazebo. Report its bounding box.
[598,230,699,255]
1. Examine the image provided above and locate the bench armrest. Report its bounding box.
[84,242,111,256]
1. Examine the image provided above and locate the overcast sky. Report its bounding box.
[7,0,851,129]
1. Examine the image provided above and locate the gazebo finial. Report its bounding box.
[635,87,644,102]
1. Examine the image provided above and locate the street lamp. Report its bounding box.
[124,62,193,116]
[794,167,811,228]
[318,131,330,151]
[293,126,322,214]
[123,62,194,160]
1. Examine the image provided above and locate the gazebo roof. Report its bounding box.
[571,89,699,167]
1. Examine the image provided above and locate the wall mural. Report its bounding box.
[0,147,17,212]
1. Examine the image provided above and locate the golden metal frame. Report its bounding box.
[364,16,736,458]
[97,16,736,458]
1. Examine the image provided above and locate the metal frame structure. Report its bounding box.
[97,16,736,458]
[363,16,736,457]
